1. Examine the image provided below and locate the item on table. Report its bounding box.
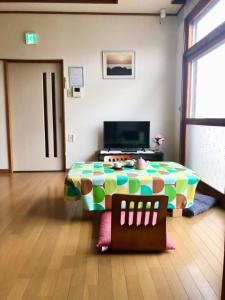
[113,161,122,169]
[135,157,147,170]
[152,133,165,151]
[125,160,135,167]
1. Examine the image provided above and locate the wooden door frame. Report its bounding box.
[1,59,66,172]
[222,243,225,300]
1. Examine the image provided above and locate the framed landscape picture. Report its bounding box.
[102,51,135,79]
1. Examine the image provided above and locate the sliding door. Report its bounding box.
[8,62,64,171]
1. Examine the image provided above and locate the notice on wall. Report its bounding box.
[68,67,84,87]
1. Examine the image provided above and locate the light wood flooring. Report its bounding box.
[0,172,224,300]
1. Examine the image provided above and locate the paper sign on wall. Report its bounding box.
[68,67,84,87]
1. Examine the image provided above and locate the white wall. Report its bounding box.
[0,61,9,169]
[0,14,177,169]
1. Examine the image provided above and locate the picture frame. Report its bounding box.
[102,51,135,79]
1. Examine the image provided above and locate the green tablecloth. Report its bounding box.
[64,161,200,211]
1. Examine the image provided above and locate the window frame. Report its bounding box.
[180,0,225,164]
[180,0,225,203]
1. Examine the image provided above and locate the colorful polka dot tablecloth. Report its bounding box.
[64,161,200,211]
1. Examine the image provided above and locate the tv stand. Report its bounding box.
[98,149,163,161]
[121,149,138,153]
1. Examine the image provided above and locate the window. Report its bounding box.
[186,125,225,193]
[181,0,225,199]
[193,0,225,44]
[190,41,225,118]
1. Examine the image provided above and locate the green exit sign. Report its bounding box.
[25,32,37,45]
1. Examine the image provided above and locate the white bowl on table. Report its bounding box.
[113,161,123,169]
[125,160,135,167]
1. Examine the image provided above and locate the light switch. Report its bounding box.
[67,89,72,97]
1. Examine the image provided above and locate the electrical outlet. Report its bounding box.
[68,134,74,143]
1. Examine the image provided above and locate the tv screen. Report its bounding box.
[104,121,150,149]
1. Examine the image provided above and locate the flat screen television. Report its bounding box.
[104,121,150,149]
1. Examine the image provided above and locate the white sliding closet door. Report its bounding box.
[9,62,63,171]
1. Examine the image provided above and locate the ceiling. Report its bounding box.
[0,0,183,14]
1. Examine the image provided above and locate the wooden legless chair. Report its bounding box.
[111,194,168,251]
[104,155,132,162]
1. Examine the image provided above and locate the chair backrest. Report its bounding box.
[111,194,168,251]
[104,155,132,162]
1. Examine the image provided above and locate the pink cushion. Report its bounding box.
[96,211,175,251]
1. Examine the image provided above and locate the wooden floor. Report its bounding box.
[0,172,224,300]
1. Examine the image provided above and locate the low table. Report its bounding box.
[64,161,200,215]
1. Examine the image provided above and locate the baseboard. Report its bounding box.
[0,169,10,173]
[197,180,225,209]
[13,170,65,173]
